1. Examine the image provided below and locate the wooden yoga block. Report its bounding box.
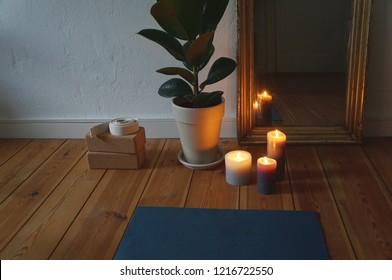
[85,126,146,154]
[87,149,145,169]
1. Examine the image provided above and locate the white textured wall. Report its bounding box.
[0,0,237,122]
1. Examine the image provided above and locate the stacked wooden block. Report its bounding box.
[85,122,146,169]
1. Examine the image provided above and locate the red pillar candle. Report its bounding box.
[257,156,277,195]
[267,129,286,180]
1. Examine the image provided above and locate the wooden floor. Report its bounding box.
[0,138,391,260]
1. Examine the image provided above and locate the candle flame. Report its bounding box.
[275,129,279,137]
[253,101,259,109]
[257,90,269,100]
[236,152,242,161]
[263,156,268,163]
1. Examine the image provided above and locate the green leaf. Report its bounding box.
[182,42,215,72]
[200,57,237,90]
[158,78,193,98]
[173,92,222,108]
[172,96,192,107]
[193,91,223,108]
[152,0,205,40]
[186,31,214,67]
[151,1,188,40]
[201,0,229,33]
[182,42,193,71]
[198,44,215,71]
[156,67,195,85]
[183,94,194,102]
[138,29,185,61]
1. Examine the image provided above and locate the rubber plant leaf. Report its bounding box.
[172,96,193,107]
[158,78,193,98]
[192,91,223,108]
[138,29,185,61]
[182,43,215,72]
[200,57,237,90]
[186,31,214,67]
[201,0,230,33]
[156,67,195,85]
[151,0,205,40]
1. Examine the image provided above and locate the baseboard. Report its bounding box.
[3,116,389,139]
[0,118,237,139]
[363,116,392,137]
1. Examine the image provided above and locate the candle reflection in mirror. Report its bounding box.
[255,90,272,126]
[253,100,260,124]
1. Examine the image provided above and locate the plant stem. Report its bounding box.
[193,66,199,96]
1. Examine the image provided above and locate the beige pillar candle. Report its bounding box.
[267,129,286,180]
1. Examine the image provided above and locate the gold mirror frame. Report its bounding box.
[237,0,373,144]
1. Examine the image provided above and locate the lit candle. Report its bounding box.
[267,129,287,180]
[258,90,272,125]
[253,100,260,111]
[225,150,252,186]
[257,156,277,195]
[253,100,261,124]
[259,90,272,102]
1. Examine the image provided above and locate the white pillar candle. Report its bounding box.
[257,156,277,195]
[267,129,287,180]
[225,150,252,186]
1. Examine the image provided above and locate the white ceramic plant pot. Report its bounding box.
[172,97,225,165]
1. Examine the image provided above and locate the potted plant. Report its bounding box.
[138,0,237,167]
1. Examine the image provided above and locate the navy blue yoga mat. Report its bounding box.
[114,207,329,260]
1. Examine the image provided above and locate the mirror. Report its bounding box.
[237,0,373,144]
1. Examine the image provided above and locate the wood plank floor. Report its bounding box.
[0,138,391,260]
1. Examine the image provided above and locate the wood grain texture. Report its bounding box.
[259,73,346,127]
[139,139,193,207]
[1,138,391,260]
[50,139,164,260]
[317,145,392,259]
[0,140,85,251]
[0,139,65,203]
[362,138,392,195]
[185,140,240,209]
[0,139,31,166]
[240,145,294,210]
[286,145,355,259]
[0,156,105,259]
